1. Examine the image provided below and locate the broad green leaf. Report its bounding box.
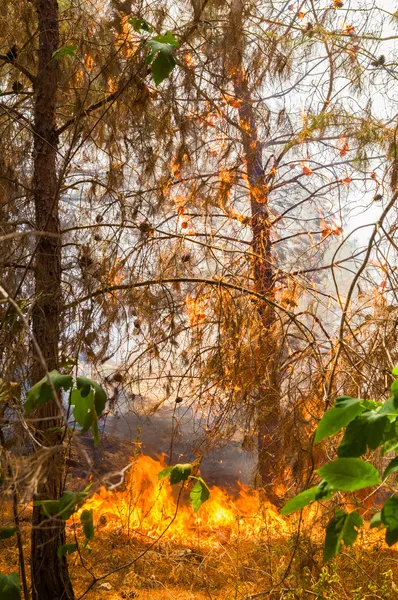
[146,32,178,86]
[24,370,73,415]
[281,480,334,515]
[392,367,398,376]
[281,486,318,515]
[151,32,178,47]
[324,510,362,562]
[383,457,398,479]
[170,463,192,485]
[370,511,383,529]
[151,51,176,86]
[53,45,76,60]
[81,509,94,541]
[71,388,94,426]
[33,499,60,517]
[381,421,398,455]
[381,497,398,546]
[129,16,152,33]
[35,490,87,520]
[59,490,86,520]
[76,376,107,416]
[317,458,380,491]
[392,379,398,399]
[0,527,16,540]
[379,396,398,415]
[337,412,390,458]
[80,410,95,434]
[315,480,335,500]
[0,572,20,600]
[158,466,173,480]
[315,397,366,443]
[190,477,210,512]
[57,543,77,558]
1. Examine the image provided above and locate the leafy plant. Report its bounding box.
[0,572,20,600]
[281,368,398,561]
[158,463,210,512]
[24,370,107,446]
[128,16,178,85]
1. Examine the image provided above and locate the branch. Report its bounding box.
[0,54,36,84]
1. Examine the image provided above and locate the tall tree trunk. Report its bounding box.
[229,0,282,504]
[31,0,74,598]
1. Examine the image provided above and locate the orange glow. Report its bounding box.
[80,455,289,546]
[185,293,207,326]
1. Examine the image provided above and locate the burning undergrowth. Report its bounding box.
[81,454,290,547]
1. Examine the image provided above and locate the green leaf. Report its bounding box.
[59,490,86,520]
[337,412,390,458]
[34,490,87,520]
[370,511,383,529]
[379,396,398,415]
[76,376,107,416]
[381,497,398,546]
[170,463,192,485]
[71,388,94,427]
[392,367,398,376]
[323,510,362,562]
[129,16,152,33]
[0,527,16,540]
[281,486,318,515]
[80,410,95,434]
[151,51,176,86]
[383,457,398,479]
[281,481,334,515]
[33,499,60,517]
[151,32,178,47]
[52,44,76,60]
[381,421,398,455]
[317,458,380,491]
[190,477,210,512]
[24,370,73,415]
[315,397,366,443]
[158,466,173,480]
[145,32,178,86]
[57,543,77,558]
[80,509,94,541]
[0,572,20,600]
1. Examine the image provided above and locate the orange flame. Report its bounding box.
[81,455,289,547]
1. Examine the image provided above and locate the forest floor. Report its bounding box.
[1,505,398,600]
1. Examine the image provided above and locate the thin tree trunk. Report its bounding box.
[229,0,282,504]
[31,0,74,597]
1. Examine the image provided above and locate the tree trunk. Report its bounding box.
[229,0,283,504]
[31,0,74,597]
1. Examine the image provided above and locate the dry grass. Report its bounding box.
[1,498,398,600]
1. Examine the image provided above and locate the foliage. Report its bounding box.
[0,572,20,600]
[282,368,398,561]
[158,463,210,512]
[24,371,107,446]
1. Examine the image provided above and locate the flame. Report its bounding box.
[81,455,289,547]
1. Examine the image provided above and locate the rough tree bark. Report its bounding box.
[31,0,74,597]
[229,0,282,504]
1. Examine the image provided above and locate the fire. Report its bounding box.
[81,455,289,547]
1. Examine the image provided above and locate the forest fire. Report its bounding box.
[81,455,290,547]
